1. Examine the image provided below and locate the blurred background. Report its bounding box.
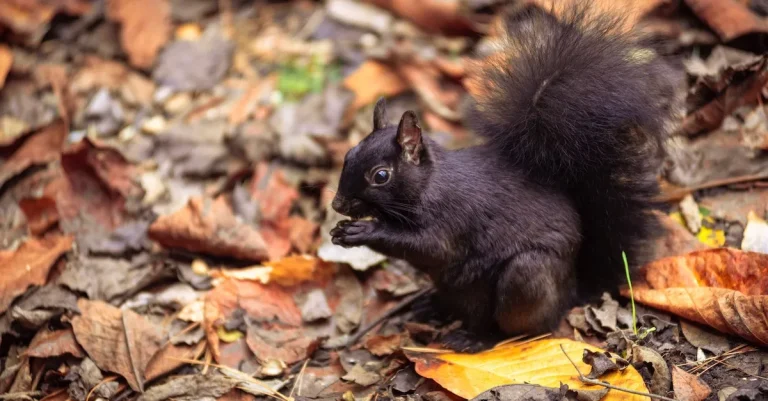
[1,0,768,399]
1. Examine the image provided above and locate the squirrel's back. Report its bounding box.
[466,5,682,299]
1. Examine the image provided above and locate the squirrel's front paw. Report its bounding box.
[330,220,377,248]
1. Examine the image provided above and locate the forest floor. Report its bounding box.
[1,1,768,401]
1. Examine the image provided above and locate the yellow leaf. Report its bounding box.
[404,338,648,401]
[696,216,725,247]
[216,326,243,343]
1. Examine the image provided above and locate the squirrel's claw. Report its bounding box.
[330,220,377,248]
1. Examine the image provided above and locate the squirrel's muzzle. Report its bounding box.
[331,195,364,217]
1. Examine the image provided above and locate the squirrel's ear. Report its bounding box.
[373,97,388,130]
[396,111,424,165]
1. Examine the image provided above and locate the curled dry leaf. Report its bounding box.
[149,196,270,261]
[683,0,768,41]
[0,234,73,314]
[0,120,67,189]
[71,299,163,392]
[26,327,85,358]
[106,0,171,69]
[626,248,768,346]
[404,338,648,401]
[0,44,11,89]
[672,366,711,401]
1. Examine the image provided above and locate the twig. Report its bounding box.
[344,286,435,348]
[656,172,768,202]
[559,344,677,401]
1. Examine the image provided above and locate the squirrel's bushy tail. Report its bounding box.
[467,5,681,299]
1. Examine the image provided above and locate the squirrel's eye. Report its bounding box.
[372,169,390,185]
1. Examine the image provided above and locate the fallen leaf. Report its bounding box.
[582,350,628,379]
[342,364,381,386]
[250,162,299,225]
[0,44,11,89]
[265,255,335,287]
[71,299,164,391]
[680,321,731,356]
[470,383,609,401]
[144,341,206,382]
[287,216,319,254]
[641,248,768,295]
[18,196,59,235]
[364,333,405,356]
[628,286,768,346]
[365,0,476,35]
[71,56,156,105]
[683,0,768,41]
[342,61,408,117]
[67,358,119,401]
[672,366,711,401]
[149,196,270,261]
[204,278,324,366]
[25,327,85,358]
[0,120,67,189]
[630,346,671,396]
[153,33,234,91]
[0,0,92,40]
[405,338,648,401]
[0,234,73,314]
[106,0,172,69]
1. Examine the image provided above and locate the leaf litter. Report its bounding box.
[3,1,768,401]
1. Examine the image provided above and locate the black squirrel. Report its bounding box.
[330,6,680,346]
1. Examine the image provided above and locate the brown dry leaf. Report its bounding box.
[149,196,270,261]
[0,120,67,189]
[365,0,476,35]
[44,138,143,234]
[287,216,319,254]
[204,278,320,365]
[0,234,74,314]
[18,196,60,235]
[0,44,11,89]
[71,56,155,105]
[683,0,768,41]
[404,338,648,401]
[343,61,408,116]
[672,366,711,401]
[652,210,710,260]
[144,341,206,382]
[26,327,85,358]
[250,163,299,224]
[364,333,405,356]
[71,299,163,392]
[0,0,92,38]
[36,64,75,125]
[106,0,171,69]
[526,0,667,32]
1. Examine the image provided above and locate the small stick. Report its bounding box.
[345,287,435,348]
[559,344,677,401]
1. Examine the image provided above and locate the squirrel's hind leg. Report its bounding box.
[494,250,577,335]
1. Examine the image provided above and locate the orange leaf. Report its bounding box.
[365,0,476,35]
[149,196,270,261]
[642,248,768,295]
[0,234,73,314]
[683,0,768,41]
[627,248,768,346]
[26,327,85,359]
[264,255,335,287]
[342,61,408,116]
[405,338,648,401]
[106,0,171,69]
[0,44,11,89]
[18,196,60,235]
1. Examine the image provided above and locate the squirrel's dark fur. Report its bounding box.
[330,5,680,347]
